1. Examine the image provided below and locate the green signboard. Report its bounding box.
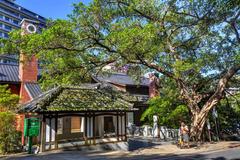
[24,118,40,154]
[24,118,40,137]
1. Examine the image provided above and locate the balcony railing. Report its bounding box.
[0,1,46,23]
[0,7,21,20]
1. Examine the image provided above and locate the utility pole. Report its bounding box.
[212,107,219,141]
[207,119,212,142]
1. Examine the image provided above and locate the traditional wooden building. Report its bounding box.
[20,84,136,152]
[93,73,159,126]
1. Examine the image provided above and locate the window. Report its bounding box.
[5,16,10,21]
[104,116,115,133]
[5,25,12,30]
[0,23,3,28]
[3,59,10,63]
[13,20,19,25]
[0,14,3,19]
[57,118,63,134]
[71,117,82,133]
[4,33,8,38]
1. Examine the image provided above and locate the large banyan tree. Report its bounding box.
[1,0,240,140]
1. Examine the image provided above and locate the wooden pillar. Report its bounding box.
[124,112,127,141]
[89,114,92,145]
[93,112,96,145]
[49,117,52,150]
[54,114,58,149]
[117,112,119,141]
[40,115,46,152]
[84,114,88,145]
[20,114,25,146]
[121,112,123,140]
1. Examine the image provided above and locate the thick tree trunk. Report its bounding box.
[189,97,218,140]
[188,65,240,141]
[190,118,206,141]
[190,105,213,141]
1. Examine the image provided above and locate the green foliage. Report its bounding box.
[169,105,190,124]
[229,93,240,114]
[141,78,190,128]
[141,97,190,129]
[0,112,21,154]
[215,93,240,134]
[0,86,20,154]
[0,85,19,112]
[1,0,239,88]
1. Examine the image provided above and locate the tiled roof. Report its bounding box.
[0,63,42,98]
[0,63,19,82]
[93,73,150,86]
[20,84,135,113]
[0,63,41,83]
[25,82,42,99]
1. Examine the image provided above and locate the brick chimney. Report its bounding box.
[19,19,38,104]
[149,73,159,98]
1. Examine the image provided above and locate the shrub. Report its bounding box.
[0,85,19,112]
[0,112,21,154]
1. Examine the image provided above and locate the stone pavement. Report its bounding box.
[131,141,240,156]
[1,141,240,160]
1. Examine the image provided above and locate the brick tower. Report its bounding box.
[17,18,39,145]
[19,19,39,104]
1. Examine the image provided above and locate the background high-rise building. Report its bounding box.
[0,0,46,64]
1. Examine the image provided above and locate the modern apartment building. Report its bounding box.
[0,0,46,64]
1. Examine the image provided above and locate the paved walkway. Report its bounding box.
[134,141,240,155]
[1,141,240,160]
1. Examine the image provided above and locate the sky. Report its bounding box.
[16,0,91,19]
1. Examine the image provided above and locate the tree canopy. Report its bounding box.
[0,85,19,112]
[1,0,239,139]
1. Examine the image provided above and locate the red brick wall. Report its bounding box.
[19,54,38,83]
[19,83,32,104]
[19,54,38,104]
[16,114,25,145]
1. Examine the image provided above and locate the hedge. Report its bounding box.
[0,112,21,154]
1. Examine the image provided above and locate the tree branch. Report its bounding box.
[201,64,240,113]
[117,1,159,22]
[231,22,240,44]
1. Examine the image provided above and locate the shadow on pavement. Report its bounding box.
[128,138,160,151]
[0,151,219,160]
